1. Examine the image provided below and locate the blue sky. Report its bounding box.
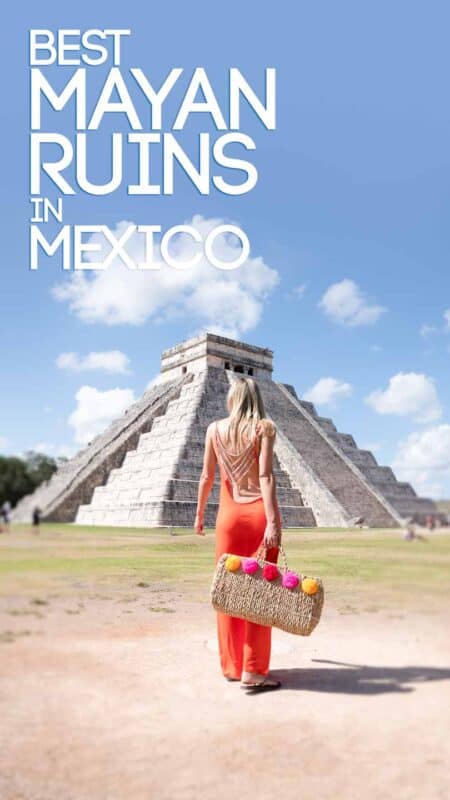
[1,1,449,497]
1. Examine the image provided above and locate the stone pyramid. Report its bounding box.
[13,333,436,528]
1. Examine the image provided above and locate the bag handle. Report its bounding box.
[255,540,289,572]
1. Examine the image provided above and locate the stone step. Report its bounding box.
[76,500,316,528]
[298,401,318,417]
[171,461,293,488]
[104,465,298,494]
[385,496,436,516]
[328,432,358,450]
[374,481,417,499]
[105,463,294,493]
[315,417,338,435]
[89,479,305,508]
[358,465,397,485]
[343,449,378,468]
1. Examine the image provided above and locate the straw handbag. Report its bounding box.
[210,542,324,636]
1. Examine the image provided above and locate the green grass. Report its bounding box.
[2,524,449,609]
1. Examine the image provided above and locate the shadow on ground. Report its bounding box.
[274,659,450,695]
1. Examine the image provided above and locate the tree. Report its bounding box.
[0,451,58,508]
[0,456,34,507]
[24,451,58,487]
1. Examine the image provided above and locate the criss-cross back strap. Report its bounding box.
[215,422,259,486]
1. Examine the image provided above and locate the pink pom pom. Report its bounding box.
[282,571,299,589]
[243,558,259,574]
[263,563,279,581]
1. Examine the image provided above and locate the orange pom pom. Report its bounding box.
[225,555,241,572]
[301,577,319,595]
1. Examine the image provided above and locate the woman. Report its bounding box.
[194,376,283,692]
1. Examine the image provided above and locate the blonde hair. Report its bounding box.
[225,377,275,449]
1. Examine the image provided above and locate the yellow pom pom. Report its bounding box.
[225,555,241,572]
[302,577,319,595]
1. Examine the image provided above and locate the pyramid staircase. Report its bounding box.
[12,375,189,523]
[260,382,434,525]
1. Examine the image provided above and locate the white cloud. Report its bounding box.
[304,377,353,407]
[0,436,8,451]
[319,279,386,327]
[420,324,438,338]
[366,372,442,424]
[56,350,131,374]
[52,216,279,338]
[419,312,450,338]
[68,386,135,446]
[292,284,307,298]
[393,425,450,498]
[371,344,382,353]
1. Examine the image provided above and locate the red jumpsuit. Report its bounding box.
[213,425,279,679]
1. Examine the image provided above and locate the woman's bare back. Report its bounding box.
[213,417,275,501]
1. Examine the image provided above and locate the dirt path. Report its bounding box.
[0,584,449,800]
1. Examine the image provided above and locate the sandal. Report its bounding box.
[241,677,282,692]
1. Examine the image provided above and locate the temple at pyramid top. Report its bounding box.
[160,333,274,381]
[12,332,437,529]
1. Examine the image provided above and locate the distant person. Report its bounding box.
[32,506,41,532]
[425,515,435,531]
[403,523,427,542]
[0,500,12,532]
